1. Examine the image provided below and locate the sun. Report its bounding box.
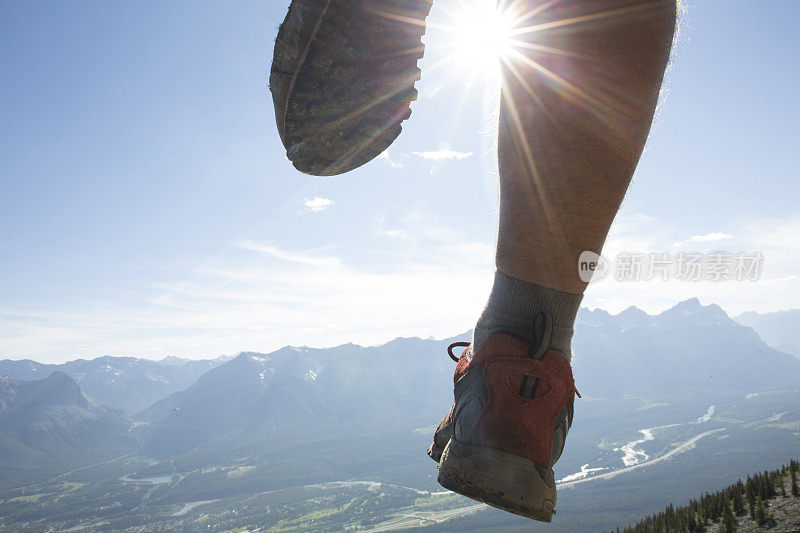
[444,0,517,73]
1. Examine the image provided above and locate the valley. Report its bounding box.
[1,300,799,531]
[0,388,797,532]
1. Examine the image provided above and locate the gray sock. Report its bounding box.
[472,271,583,358]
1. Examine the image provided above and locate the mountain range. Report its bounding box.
[135,335,462,458]
[575,298,800,398]
[736,309,800,356]
[0,354,231,413]
[0,372,136,486]
[1,298,798,486]
[1,298,799,530]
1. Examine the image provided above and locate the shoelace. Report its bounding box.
[447,341,470,363]
[445,313,581,406]
[443,311,553,399]
[445,332,580,398]
[520,311,553,398]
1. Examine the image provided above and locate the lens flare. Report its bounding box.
[444,1,516,73]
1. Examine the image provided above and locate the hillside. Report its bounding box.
[619,459,800,532]
[0,372,137,486]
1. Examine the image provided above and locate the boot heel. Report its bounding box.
[437,438,557,523]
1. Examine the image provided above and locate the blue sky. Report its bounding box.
[1,0,799,362]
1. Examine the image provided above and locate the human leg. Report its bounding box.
[474,0,677,354]
[431,0,677,521]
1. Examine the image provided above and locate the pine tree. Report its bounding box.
[687,513,697,532]
[764,470,776,498]
[747,492,756,521]
[754,496,769,526]
[618,459,798,533]
[758,471,772,499]
[721,499,736,533]
[732,486,744,515]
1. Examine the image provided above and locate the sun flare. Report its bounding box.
[445,1,517,73]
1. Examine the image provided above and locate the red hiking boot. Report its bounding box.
[427,312,579,522]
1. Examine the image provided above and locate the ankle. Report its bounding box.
[472,271,583,357]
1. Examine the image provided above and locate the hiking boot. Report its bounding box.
[428,312,579,522]
[270,0,433,176]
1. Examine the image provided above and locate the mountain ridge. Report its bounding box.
[128,299,800,462]
[736,309,800,357]
[1,298,800,530]
[0,372,137,486]
[0,354,232,413]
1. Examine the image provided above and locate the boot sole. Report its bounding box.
[270,0,433,176]
[437,437,556,522]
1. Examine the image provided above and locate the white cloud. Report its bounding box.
[374,208,495,264]
[378,150,403,169]
[374,214,411,241]
[584,212,800,316]
[235,241,342,268]
[689,232,734,242]
[382,229,408,240]
[673,232,734,248]
[602,212,670,257]
[304,197,333,212]
[412,142,473,161]
[8,209,799,363]
[0,211,496,362]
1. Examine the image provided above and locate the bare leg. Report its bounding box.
[497,0,677,294]
[432,3,679,515]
